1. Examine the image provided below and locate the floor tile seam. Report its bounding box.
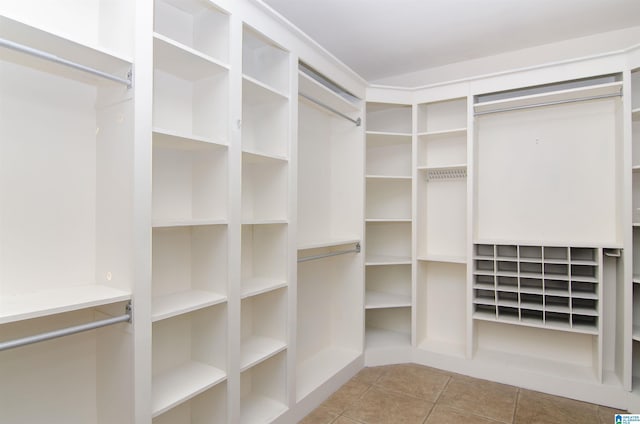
[432,374,452,404]
[437,403,512,424]
[511,388,520,424]
[370,381,443,403]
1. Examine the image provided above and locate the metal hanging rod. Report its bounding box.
[298,242,361,263]
[0,302,132,352]
[299,92,361,126]
[474,92,621,116]
[0,37,132,87]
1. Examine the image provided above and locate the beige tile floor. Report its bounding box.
[299,364,627,424]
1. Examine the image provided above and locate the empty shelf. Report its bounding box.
[297,237,360,251]
[241,278,287,299]
[153,127,227,149]
[365,255,411,265]
[152,218,227,228]
[152,361,226,417]
[365,327,411,349]
[240,394,287,424]
[151,290,226,322]
[296,347,360,401]
[418,254,467,264]
[240,336,287,371]
[416,127,467,137]
[243,74,288,102]
[0,285,131,324]
[153,33,228,81]
[365,291,411,309]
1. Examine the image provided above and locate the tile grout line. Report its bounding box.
[421,374,454,424]
[512,388,520,424]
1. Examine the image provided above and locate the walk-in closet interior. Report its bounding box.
[1,0,640,422]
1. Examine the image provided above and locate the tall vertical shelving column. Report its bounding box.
[296,67,364,404]
[150,0,230,422]
[365,102,413,360]
[415,98,468,359]
[239,26,290,424]
[631,68,640,395]
[0,2,135,423]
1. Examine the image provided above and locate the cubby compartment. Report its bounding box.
[365,307,411,349]
[153,42,228,142]
[297,251,362,401]
[0,305,132,423]
[153,383,227,424]
[241,153,288,223]
[475,244,495,258]
[152,305,227,418]
[242,27,289,95]
[240,288,287,371]
[365,221,411,264]
[242,77,289,158]
[366,178,411,220]
[240,350,288,424]
[152,136,228,225]
[417,131,466,168]
[0,1,134,59]
[0,47,133,323]
[365,265,412,309]
[473,244,600,334]
[154,0,229,63]
[152,225,227,321]
[416,261,466,356]
[241,224,287,297]
[366,133,412,176]
[417,98,467,134]
[366,102,412,134]
[417,168,466,261]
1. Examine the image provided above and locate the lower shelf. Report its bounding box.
[152,361,226,417]
[152,290,226,322]
[365,327,411,350]
[239,394,288,424]
[296,347,361,401]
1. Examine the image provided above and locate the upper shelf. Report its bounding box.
[0,285,131,324]
[298,237,360,251]
[474,81,623,115]
[154,33,228,81]
[298,71,360,116]
[0,15,131,86]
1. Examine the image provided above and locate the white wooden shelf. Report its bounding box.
[365,174,412,180]
[366,218,412,223]
[417,127,467,137]
[0,15,132,84]
[365,255,412,266]
[417,163,468,172]
[475,81,622,114]
[632,107,640,120]
[152,361,226,418]
[153,33,228,81]
[296,347,361,401]
[242,150,288,164]
[365,291,411,309]
[0,285,131,324]
[241,278,287,299]
[418,254,467,264]
[365,130,411,137]
[152,218,227,228]
[298,70,360,115]
[365,327,411,349]
[634,325,640,342]
[151,290,226,322]
[297,237,360,251]
[240,394,288,424]
[153,127,227,149]
[243,74,288,101]
[240,336,287,372]
[241,219,288,225]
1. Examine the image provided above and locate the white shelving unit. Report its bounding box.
[240,351,288,424]
[631,68,640,398]
[150,2,230,422]
[364,102,413,355]
[414,97,468,359]
[296,66,363,402]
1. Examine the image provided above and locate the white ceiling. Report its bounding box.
[262,0,640,82]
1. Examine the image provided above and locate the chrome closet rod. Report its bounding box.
[0,303,132,352]
[0,37,132,87]
[298,243,361,263]
[299,92,362,126]
[474,92,621,116]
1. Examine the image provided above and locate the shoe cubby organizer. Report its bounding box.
[473,244,601,334]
